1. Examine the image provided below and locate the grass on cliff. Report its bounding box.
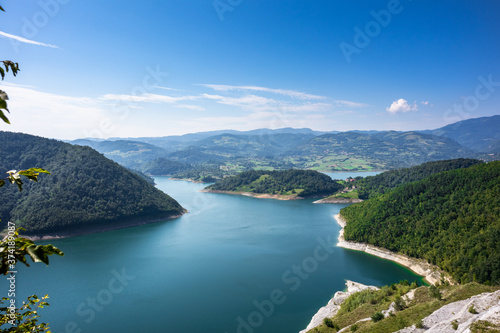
[308,282,499,333]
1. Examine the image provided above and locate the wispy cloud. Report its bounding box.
[0,31,58,48]
[386,98,418,113]
[201,93,278,110]
[333,100,368,108]
[154,86,182,92]
[100,93,205,111]
[100,93,198,104]
[2,84,105,139]
[198,84,327,100]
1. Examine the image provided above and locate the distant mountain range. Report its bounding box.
[421,115,500,153]
[69,115,500,181]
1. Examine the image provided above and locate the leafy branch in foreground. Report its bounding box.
[0,169,51,191]
[0,228,63,332]
[0,295,50,333]
[0,168,50,191]
[0,60,20,124]
[0,228,64,275]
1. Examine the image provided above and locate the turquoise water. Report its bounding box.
[4,173,423,333]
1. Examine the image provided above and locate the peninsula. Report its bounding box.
[203,169,343,199]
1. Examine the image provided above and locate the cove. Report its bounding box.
[3,173,424,333]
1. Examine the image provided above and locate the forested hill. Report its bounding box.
[205,169,343,197]
[355,158,483,199]
[341,161,500,284]
[0,131,186,235]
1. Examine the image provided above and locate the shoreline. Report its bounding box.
[168,177,207,184]
[334,214,453,285]
[313,197,363,204]
[201,189,303,201]
[5,211,186,241]
[299,280,379,333]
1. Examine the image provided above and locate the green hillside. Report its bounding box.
[354,158,483,199]
[0,131,186,234]
[206,169,343,197]
[341,161,500,284]
[286,131,475,170]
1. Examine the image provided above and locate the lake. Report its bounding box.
[5,172,423,333]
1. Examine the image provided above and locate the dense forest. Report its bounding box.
[206,169,343,197]
[0,131,185,234]
[354,158,483,199]
[341,161,500,285]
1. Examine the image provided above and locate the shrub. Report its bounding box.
[340,289,377,313]
[323,318,339,330]
[428,285,442,300]
[323,318,334,328]
[468,305,478,314]
[394,295,405,311]
[415,319,424,329]
[451,320,458,330]
[350,324,358,332]
[371,311,384,322]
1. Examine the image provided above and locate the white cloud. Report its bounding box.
[201,93,277,110]
[280,103,333,113]
[2,84,106,139]
[421,101,429,105]
[333,100,368,108]
[100,93,198,104]
[153,86,181,92]
[386,98,418,113]
[175,104,205,111]
[198,84,327,100]
[0,31,58,48]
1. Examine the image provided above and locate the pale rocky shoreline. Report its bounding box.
[201,189,303,200]
[313,197,363,204]
[299,280,379,333]
[300,281,500,333]
[334,214,452,286]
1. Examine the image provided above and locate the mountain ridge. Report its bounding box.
[0,131,186,235]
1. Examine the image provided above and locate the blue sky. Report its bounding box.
[1,0,499,140]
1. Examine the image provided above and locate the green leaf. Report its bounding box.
[0,5,4,11]
[0,67,4,80]
[0,179,4,187]
[22,168,51,175]
[0,110,10,124]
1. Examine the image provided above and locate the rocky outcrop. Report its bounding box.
[298,280,379,333]
[396,290,500,333]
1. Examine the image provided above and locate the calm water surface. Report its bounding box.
[6,172,423,333]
